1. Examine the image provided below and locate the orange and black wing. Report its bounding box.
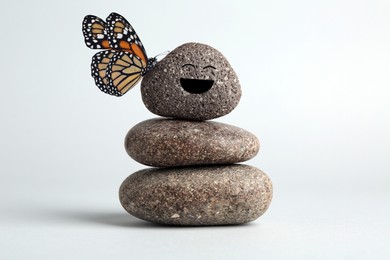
[83,13,155,96]
[82,15,110,49]
[91,50,120,96]
[106,12,148,64]
[105,52,147,96]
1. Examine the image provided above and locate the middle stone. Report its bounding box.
[125,118,260,167]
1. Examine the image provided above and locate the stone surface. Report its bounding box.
[125,118,260,167]
[119,165,272,226]
[141,42,241,121]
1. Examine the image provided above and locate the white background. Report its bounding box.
[0,0,389,259]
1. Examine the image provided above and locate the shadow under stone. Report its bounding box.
[40,208,256,229]
[61,211,163,228]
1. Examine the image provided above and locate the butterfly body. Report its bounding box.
[143,57,158,76]
[82,12,155,96]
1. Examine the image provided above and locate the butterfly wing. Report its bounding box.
[90,50,120,95]
[82,15,110,49]
[83,13,153,96]
[105,52,147,96]
[106,12,148,63]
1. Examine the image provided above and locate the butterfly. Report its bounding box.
[82,12,157,96]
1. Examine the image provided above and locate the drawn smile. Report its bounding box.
[180,78,214,94]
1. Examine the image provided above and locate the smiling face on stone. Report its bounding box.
[180,63,216,94]
[141,42,241,121]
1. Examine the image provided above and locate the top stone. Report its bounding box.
[141,43,242,121]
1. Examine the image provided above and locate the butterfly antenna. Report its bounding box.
[154,50,170,60]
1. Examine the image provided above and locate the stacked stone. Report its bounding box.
[119,43,273,226]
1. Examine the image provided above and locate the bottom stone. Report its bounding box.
[119,164,273,226]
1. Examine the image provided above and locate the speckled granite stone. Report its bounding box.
[141,42,241,121]
[125,118,259,167]
[119,165,272,226]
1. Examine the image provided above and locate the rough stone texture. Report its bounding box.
[119,165,272,226]
[141,42,241,121]
[125,118,260,167]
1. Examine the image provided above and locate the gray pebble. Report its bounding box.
[125,118,260,167]
[141,42,241,120]
[119,165,273,226]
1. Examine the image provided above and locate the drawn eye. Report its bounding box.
[182,64,196,72]
[203,65,216,70]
